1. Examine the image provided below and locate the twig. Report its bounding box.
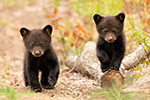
[60,49,83,76]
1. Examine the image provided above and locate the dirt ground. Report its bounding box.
[0,0,101,100]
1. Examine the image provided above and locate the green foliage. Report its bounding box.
[132,27,150,64]
[2,0,19,8]
[0,85,19,100]
[1,0,34,8]
[69,0,123,25]
[2,56,5,59]
[129,64,150,81]
[0,85,45,100]
[69,0,123,15]
[46,8,93,63]
[47,1,150,68]
[132,28,150,44]
[89,79,146,100]
[49,0,61,7]
[21,91,36,97]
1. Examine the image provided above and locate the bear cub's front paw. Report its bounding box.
[31,86,42,92]
[42,84,54,89]
[41,79,55,89]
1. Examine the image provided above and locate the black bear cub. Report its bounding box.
[93,13,126,73]
[20,25,59,92]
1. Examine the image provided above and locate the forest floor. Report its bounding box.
[0,0,102,100]
[0,0,149,100]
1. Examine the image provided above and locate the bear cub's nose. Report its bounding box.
[108,37,114,43]
[108,38,114,42]
[35,51,41,56]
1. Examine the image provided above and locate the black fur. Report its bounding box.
[20,25,59,92]
[93,13,126,73]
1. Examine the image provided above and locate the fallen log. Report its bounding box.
[65,42,102,81]
[101,70,124,88]
[121,44,150,70]
[65,42,150,81]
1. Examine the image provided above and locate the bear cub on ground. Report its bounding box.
[93,13,126,73]
[20,25,59,92]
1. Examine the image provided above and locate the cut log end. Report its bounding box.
[101,70,124,89]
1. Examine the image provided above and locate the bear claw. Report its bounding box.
[32,87,42,92]
[42,85,54,89]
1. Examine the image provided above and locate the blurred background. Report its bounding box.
[0,0,149,99]
[0,0,149,64]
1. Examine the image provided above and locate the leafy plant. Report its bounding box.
[0,85,19,100]
[89,79,146,100]
[0,85,46,100]
[46,8,93,62]
[125,26,150,81]
[63,23,93,55]
[132,28,150,64]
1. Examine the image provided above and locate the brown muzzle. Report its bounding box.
[104,33,116,43]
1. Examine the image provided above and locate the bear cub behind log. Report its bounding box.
[93,13,126,73]
[20,25,59,92]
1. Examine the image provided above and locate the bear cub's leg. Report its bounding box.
[41,65,59,89]
[23,64,29,87]
[27,68,42,92]
[40,69,49,89]
[96,48,111,72]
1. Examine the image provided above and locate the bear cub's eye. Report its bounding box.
[40,42,45,47]
[30,42,35,47]
[102,28,108,33]
[112,28,118,33]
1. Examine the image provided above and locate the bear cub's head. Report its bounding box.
[93,13,125,43]
[20,25,52,57]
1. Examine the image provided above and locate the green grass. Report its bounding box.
[0,85,44,100]
[0,85,19,100]
[89,79,146,100]
[90,89,146,100]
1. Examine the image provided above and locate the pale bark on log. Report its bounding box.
[65,42,150,81]
[65,42,102,81]
[121,44,150,70]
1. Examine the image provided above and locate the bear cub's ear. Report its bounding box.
[93,14,103,24]
[43,25,53,37]
[20,27,30,38]
[116,13,125,23]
